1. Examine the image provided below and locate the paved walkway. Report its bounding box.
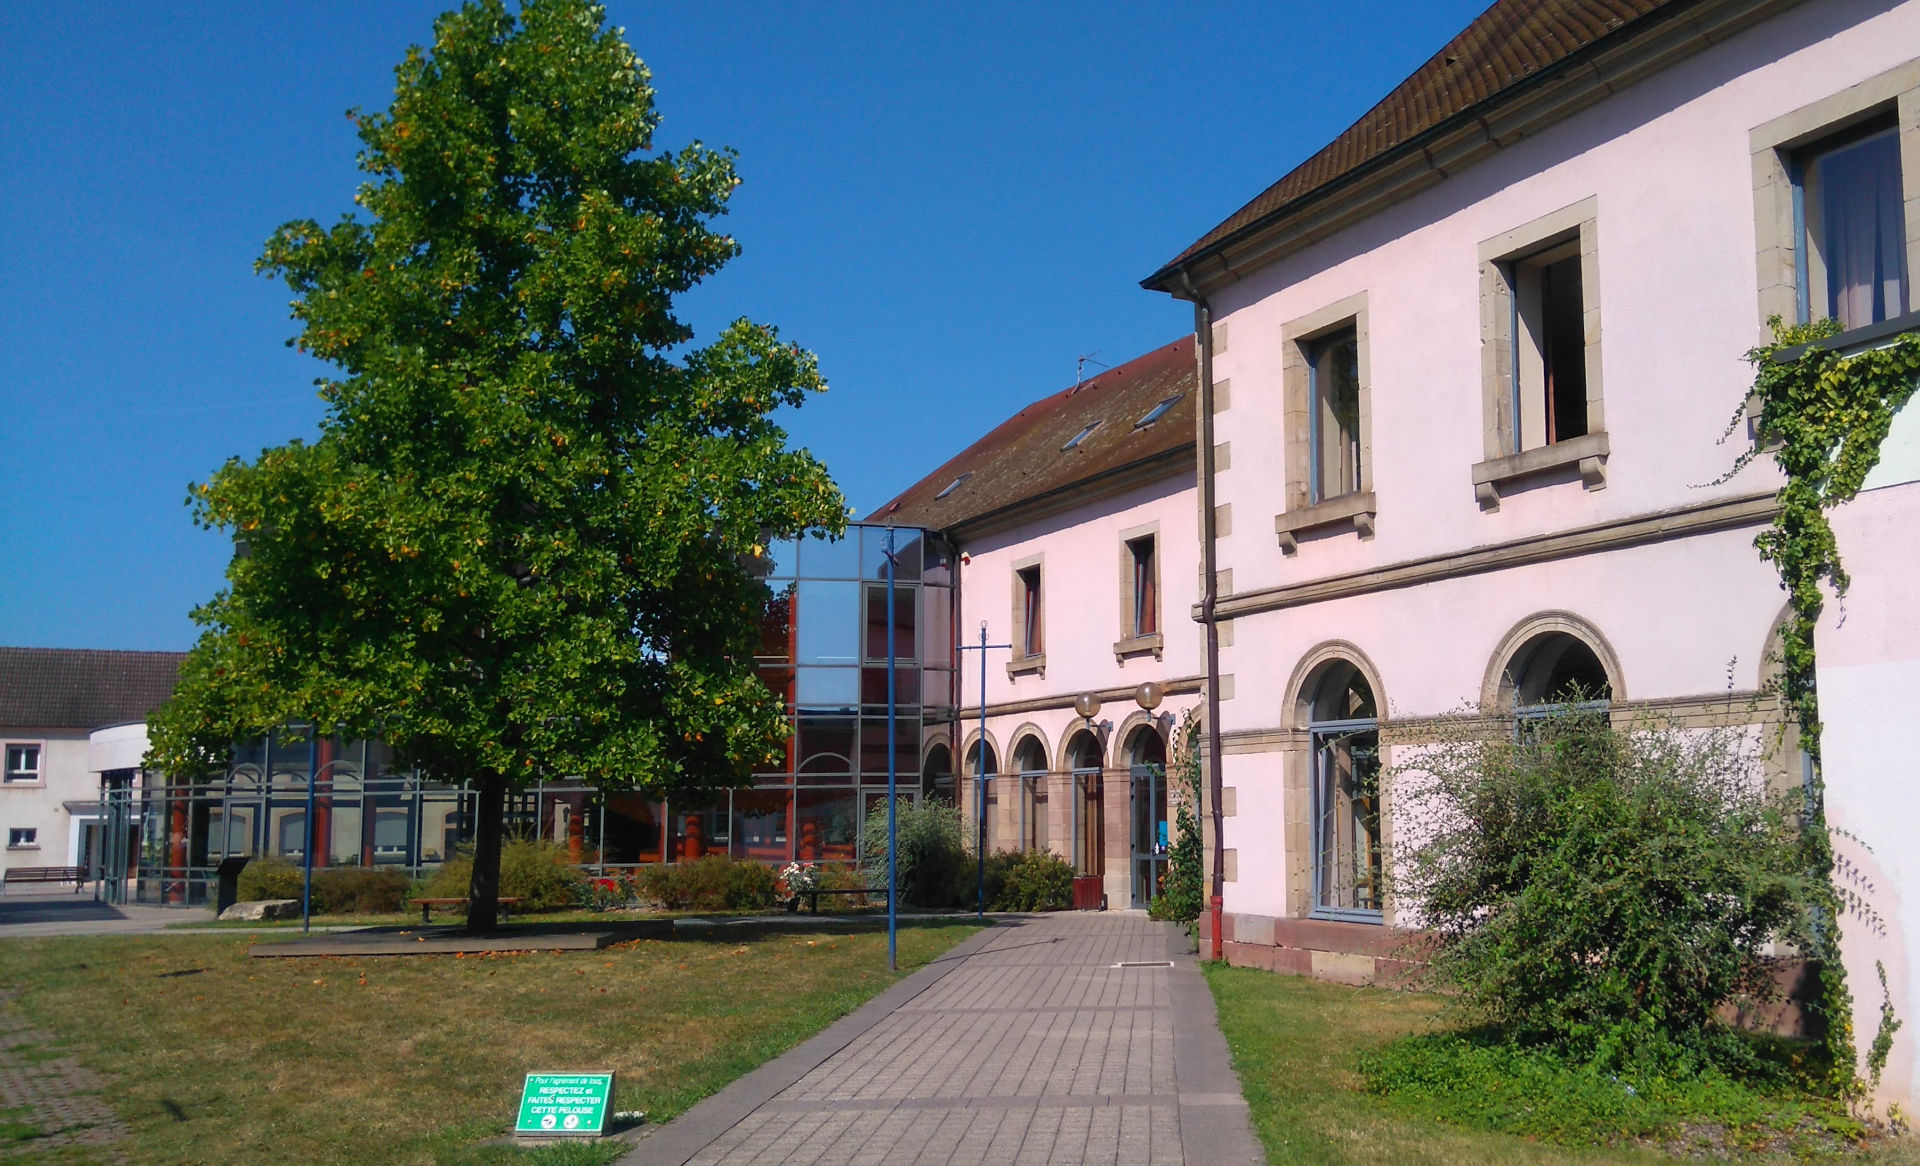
[0,891,212,938]
[0,992,126,1160]
[623,913,1260,1166]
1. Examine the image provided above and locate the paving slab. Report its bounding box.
[621,912,1260,1166]
[0,892,214,938]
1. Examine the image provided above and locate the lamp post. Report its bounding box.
[957,622,1010,917]
[883,525,900,972]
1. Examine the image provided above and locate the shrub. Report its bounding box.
[989,849,1074,911]
[860,797,971,908]
[1392,702,1815,1073]
[418,836,587,913]
[635,855,779,911]
[310,866,410,914]
[236,856,302,902]
[1150,720,1205,923]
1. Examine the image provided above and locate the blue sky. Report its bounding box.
[0,1,1487,651]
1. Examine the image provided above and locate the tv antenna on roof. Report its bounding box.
[1075,352,1109,385]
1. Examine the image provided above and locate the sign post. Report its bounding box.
[515,1072,614,1138]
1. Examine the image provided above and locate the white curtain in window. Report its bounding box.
[1820,131,1907,329]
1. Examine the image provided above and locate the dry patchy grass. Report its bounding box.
[0,919,980,1165]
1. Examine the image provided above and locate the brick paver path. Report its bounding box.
[0,993,126,1161]
[628,913,1258,1166]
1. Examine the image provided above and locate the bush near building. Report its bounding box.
[236,858,409,914]
[417,837,587,913]
[636,855,780,911]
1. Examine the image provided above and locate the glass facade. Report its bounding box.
[110,525,958,905]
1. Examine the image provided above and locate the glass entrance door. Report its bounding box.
[1129,764,1168,907]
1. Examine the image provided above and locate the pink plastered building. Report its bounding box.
[884,0,1920,1105]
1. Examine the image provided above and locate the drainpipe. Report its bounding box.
[1181,269,1226,962]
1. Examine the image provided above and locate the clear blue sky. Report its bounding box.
[0,1,1487,651]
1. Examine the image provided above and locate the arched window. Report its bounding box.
[1307,662,1382,920]
[963,740,999,850]
[920,742,953,801]
[1507,632,1612,710]
[1125,727,1169,908]
[1011,736,1048,853]
[1064,730,1103,877]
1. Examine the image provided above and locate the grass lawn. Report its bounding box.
[0,917,981,1165]
[1205,964,1920,1165]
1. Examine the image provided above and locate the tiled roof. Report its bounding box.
[0,647,186,732]
[869,337,1196,532]
[1147,0,1674,283]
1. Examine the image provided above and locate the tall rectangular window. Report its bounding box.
[1128,535,1157,637]
[1509,239,1589,449]
[1017,566,1043,657]
[4,744,41,783]
[1308,327,1361,503]
[1798,122,1908,330]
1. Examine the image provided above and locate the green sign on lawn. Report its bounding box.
[515,1072,613,1137]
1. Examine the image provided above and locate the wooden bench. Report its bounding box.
[411,896,521,924]
[2,866,87,895]
[793,887,891,914]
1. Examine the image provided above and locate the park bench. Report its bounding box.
[411,896,521,924]
[791,887,891,914]
[2,866,87,895]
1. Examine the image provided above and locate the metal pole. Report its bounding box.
[886,526,899,973]
[977,622,987,917]
[302,729,316,934]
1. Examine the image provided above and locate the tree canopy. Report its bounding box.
[149,0,846,926]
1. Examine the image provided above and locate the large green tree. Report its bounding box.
[148,0,845,930]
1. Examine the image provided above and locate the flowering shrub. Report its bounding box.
[780,861,820,897]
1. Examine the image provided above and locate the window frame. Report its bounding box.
[1472,197,1607,509]
[1114,523,1164,661]
[7,826,39,850]
[1276,292,1375,553]
[1751,62,1920,333]
[3,742,45,786]
[1308,716,1384,924]
[1008,556,1045,676]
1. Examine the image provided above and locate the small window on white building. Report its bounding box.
[1308,327,1363,502]
[1796,120,1908,330]
[1015,566,1043,658]
[1128,535,1158,637]
[7,827,38,849]
[4,744,41,784]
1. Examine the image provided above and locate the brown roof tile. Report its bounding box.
[1147,0,1673,284]
[0,647,186,732]
[869,337,1196,532]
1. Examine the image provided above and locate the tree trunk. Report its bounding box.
[467,771,507,934]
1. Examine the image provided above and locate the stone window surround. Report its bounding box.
[1473,196,1606,511]
[1277,291,1375,554]
[1007,553,1045,679]
[1750,59,1920,330]
[3,740,46,787]
[1115,521,1164,663]
[7,827,39,850]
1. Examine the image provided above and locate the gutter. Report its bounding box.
[1181,269,1227,963]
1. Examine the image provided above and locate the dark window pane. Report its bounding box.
[864,584,918,662]
[795,790,859,861]
[758,584,796,661]
[1542,256,1587,442]
[861,666,920,706]
[796,714,856,777]
[864,529,922,582]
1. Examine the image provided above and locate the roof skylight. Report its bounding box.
[1134,395,1182,429]
[934,472,973,500]
[1061,422,1100,451]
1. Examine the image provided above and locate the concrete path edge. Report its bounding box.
[1164,925,1264,1166]
[618,920,1007,1166]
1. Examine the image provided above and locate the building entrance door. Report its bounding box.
[1129,763,1167,907]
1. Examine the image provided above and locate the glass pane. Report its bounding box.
[731,789,790,862]
[922,540,954,587]
[758,584,797,661]
[921,585,953,668]
[762,537,798,579]
[1810,128,1907,330]
[796,581,860,663]
[864,583,917,662]
[795,790,859,862]
[1310,330,1361,501]
[860,716,919,778]
[795,666,858,708]
[1314,727,1382,914]
[796,713,857,778]
[861,666,920,707]
[799,532,859,579]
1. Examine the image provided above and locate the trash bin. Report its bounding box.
[215,856,252,915]
[1072,875,1104,911]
